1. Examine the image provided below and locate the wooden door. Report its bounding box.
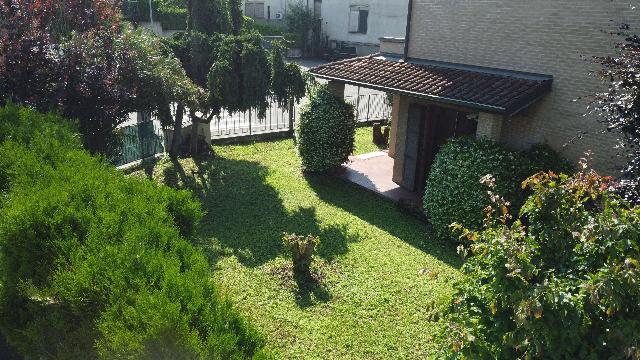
[402,104,424,191]
[403,104,475,193]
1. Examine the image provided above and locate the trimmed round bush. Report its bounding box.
[424,137,570,239]
[296,85,356,172]
[0,104,268,359]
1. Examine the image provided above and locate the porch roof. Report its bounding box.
[310,54,553,116]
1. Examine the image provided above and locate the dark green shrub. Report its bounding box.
[440,169,640,359]
[296,85,356,172]
[270,41,307,109]
[423,137,570,239]
[0,105,268,359]
[525,143,574,175]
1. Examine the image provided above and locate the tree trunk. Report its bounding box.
[189,111,198,156]
[170,103,185,157]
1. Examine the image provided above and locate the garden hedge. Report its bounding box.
[423,137,571,239]
[0,104,268,359]
[296,85,356,172]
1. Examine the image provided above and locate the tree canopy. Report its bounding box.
[0,0,197,155]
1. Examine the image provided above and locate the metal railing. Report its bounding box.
[209,102,293,139]
[345,93,392,123]
[115,120,165,167]
[115,93,391,166]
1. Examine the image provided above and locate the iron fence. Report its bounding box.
[345,93,392,123]
[115,93,391,166]
[208,102,293,138]
[115,120,165,167]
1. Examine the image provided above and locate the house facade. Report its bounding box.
[242,0,321,22]
[311,0,639,194]
[242,0,286,22]
[320,0,409,56]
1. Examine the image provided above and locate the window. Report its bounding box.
[348,5,369,34]
[245,2,265,19]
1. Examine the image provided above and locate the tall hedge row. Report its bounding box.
[0,104,268,359]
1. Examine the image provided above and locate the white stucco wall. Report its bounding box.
[242,0,290,21]
[320,0,408,54]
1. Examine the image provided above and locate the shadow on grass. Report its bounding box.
[157,155,360,274]
[294,275,331,309]
[305,173,463,269]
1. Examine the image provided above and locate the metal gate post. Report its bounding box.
[288,98,295,137]
[355,87,361,121]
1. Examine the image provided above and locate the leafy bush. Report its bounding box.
[423,137,571,239]
[590,24,640,205]
[286,0,315,53]
[0,104,268,359]
[247,19,288,37]
[440,167,640,359]
[1,1,198,155]
[296,85,356,172]
[282,233,320,282]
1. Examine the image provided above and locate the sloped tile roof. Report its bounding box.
[310,55,553,116]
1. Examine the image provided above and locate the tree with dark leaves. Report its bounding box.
[590,24,640,204]
[0,0,197,156]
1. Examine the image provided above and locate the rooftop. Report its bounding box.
[310,54,553,116]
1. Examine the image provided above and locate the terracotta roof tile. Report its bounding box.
[310,55,553,115]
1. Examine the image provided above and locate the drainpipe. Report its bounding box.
[403,0,413,61]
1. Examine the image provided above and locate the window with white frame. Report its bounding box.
[348,5,369,34]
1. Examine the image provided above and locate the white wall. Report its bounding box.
[320,0,408,54]
[242,0,290,21]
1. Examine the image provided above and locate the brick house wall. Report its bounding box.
[407,0,639,174]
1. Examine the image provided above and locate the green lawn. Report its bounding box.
[131,128,461,359]
[353,126,388,155]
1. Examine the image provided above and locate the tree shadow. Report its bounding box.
[158,156,360,271]
[293,275,332,309]
[305,173,463,269]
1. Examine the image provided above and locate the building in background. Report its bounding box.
[242,0,290,22]
[319,0,409,56]
[312,1,639,195]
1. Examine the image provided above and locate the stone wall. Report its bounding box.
[407,0,640,174]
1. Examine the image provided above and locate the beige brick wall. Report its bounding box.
[477,112,503,141]
[407,0,639,174]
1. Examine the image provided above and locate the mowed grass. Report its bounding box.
[354,126,388,155]
[131,128,462,359]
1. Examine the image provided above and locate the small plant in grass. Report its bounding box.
[282,233,320,283]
